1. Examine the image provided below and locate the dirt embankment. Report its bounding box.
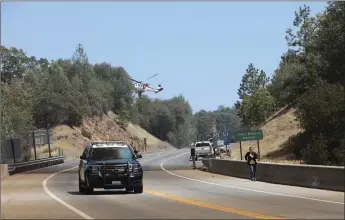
[229,106,304,164]
[49,111,175,161]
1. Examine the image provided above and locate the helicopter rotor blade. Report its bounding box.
[130,77,142,83]
[145,74,158,81]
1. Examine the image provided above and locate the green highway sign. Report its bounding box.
[235,130,263,142]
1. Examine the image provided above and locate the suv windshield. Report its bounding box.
[195,142,210,147]
[89,147,133,160]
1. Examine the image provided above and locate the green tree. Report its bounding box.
[238,88,276,126]
[93,63,134,118]
[194,110,211,138]
[32,62,72,128]
[194,105,241,142]
[313,2,345,87]
[135,95,151,130]
[1,79,35,161]
[237,63,270,100]
[148,100,174,141]
[295,82,345,165]
[267,2,345,165]
[0,46,29,82]
[285,5,319,52]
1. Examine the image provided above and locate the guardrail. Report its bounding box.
[202,158,344,192]
[7,156,64,175]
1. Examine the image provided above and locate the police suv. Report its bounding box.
[78,141,143,194]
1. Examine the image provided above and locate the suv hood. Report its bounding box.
[88,158,137,165]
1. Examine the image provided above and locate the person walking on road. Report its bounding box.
[245,147,258,181]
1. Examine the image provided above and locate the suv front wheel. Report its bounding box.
[79,176,85,193]
[79,176,94,194]
[133,184,143,193]
[84,187,94,195]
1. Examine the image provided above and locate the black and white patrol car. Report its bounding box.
[78,141,143,194]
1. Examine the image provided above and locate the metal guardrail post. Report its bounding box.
[10,139,16,163]
[47,129,51,158]
[240,141,243,160]
[32,131,37,160]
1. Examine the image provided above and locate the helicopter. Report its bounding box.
[130,74,164,97]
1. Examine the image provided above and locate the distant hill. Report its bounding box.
[49,111,175,161]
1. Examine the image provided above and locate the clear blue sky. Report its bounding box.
[2,2,327,112]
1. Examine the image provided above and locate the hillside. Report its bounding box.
[49,111,175,161]
[1,44,195,164]
[229,106,304,163]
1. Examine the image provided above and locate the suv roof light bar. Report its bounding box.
[91,141,126,145]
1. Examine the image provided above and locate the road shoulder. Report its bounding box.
[171,169,345,204]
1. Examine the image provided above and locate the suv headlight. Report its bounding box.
[129,164,141,172]
[89,165,100,174]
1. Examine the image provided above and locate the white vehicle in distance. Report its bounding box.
[194,141,213,160]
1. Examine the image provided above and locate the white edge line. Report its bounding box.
[160,152,345,205]
[40,149,177,219]
[42,166,94,220]
[41,150,174,219]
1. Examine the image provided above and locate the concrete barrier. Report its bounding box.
[1,164,9,179]
[202,158,345,192]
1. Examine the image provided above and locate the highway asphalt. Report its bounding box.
[1,148,344,219]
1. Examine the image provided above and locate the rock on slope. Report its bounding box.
[52,111,175,161]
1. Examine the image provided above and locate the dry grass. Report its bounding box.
[230,107,304,163]
[30,144,61,159]
[50,111,175,161]
[126,123,174,152]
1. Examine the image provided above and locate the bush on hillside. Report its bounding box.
[301,134,330,165]
[283,131,310,159]
[81,127,92,139]
[295,82,345,165]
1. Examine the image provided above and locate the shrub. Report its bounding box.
[301,134,330,165]
[81,127,92,139]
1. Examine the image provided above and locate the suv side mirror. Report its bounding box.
[136,154,142,159]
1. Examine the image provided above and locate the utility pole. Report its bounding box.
[223,129,229,155]
[212,117,218,158]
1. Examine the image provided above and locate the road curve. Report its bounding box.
[1,148,344,219]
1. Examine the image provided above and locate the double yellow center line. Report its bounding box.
[145,189,283,219]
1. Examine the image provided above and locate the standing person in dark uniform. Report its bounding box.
[245,147,258,181]
[131,142,138,154]
[190,146,196,169]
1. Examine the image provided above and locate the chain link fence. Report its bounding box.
[1,129,62,164]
